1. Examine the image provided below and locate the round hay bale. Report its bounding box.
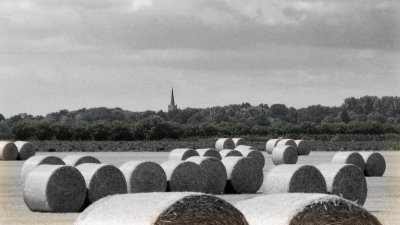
[276,138,297,148]
[63,155,101,167]
[219,149,243,158]
[234,148,265,169]
[272,145,298,165]
[221,157,263,194]
[196,148,222,160]
[75,163,127,205]
[316,163,367,205]
[119,161,167,193]
[160,160,206,192]
[74,193,249,225]
[232,138,246,147]
[168,148,199,160]
[265,139,280,154]
[14,141,35,160]
[294,140,311,156]
[186,156,227,194]
[21,155,65,182]
[215,138,235,151]
[23,165,86,212]
[359,152,386,176]
[332,152,366,172]
[264,164,327,194]
[235,145,257,151]
[0,141,18,160]
[235,193,382,225]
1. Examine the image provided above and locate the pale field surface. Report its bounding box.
[0,151,398,225]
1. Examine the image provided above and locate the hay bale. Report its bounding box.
[160,160,206,192]
[265,139,280,154]
[196,148,222,160]
[14,141,35,160]
[232,138,246,147]
[276,138,297,148]
[294,140,311,156]
[21,155,65,182]
[234,148,265,169]
[76,163,127,205]
[235,193,382,225]
[168,148,199,160]
[215,138,235,151]
[119,161,167,193]
[186,156,227,194]
[359,152,386,176]
[74,193,249,225]
[264,164,327,194]
[0,141,18,160]
[272,145,298,165]
[219,149,243,158]
[316,163,367,205]
[63,155,101,167]
[221,157,263,194]
[23,165,86,212]
[332,152,366,172]
[235,145,257,151]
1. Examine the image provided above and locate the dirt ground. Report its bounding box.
[0,151,398,225]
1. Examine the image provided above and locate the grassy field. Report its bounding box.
[0,151,399,225]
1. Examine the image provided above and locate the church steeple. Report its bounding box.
[170,88,175,106]
[168,87,178,112]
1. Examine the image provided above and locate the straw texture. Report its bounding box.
[234,148,265,169]
[14,141,35,160]
[0,141,18,160]
[196,148,222,160]
[63,155,101,167]
[332,152,366,172]
[359,152,386,176]
[272,145,298,165]
[160,160,206,192]
[215,138,235,151]
[265,139,280,154]
[21,155,65,182]
[168,148,199,160]
[232,138,246,147]
[295,140,311,156]
[219,149,243,158]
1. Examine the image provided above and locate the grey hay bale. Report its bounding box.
[219,149,243,158]
[186,156,227,194]
[295,140,311,156]
[0,141,18,160]
[235,145,257,151]
[76,163,127,205]
[264,164,327,194]
[63,155,101,167]
[196,148,222,160]
[235,193,382,225]
[168,148,199,160]
[74,192,249,225]
[332,151,366,172]
[272,145,298,165]
[265,139,280,154]
[119,161,167,193]
[14,141,35,160]
[276,138,297,148]
[160,160,206,192]
[222,157,263,194]
[316,163,367,205]
[21,155,65,182]
[234,148,265,169]
[215,138,235,151]
[23,165,86,212]
[359,152,386,176]
[232,138,246,147]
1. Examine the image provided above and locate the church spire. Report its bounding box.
[168,87,178,112]
[170,87,175,106]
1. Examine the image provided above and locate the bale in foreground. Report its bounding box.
[235,193,382,225]
[359,152,386,176]
[294,140,311,156]
[168,148,199,160]
[21,155,65,182]
[74,193,249,225]
[272,145,298,165]
[63,155,101,167]
[234,148,265,169]
[215,138,235,151]
[332,152,366,172]
[232,138,246,147]
[119,161,167,193]
[196,148,222,160]
[0,141,18,160]
[14,141,35,160]
[219,149,243,158]
[160,160,206,192]
[265,139,281,154]
[23,165,86,212]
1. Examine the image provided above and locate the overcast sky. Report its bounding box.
[0,0,399,117]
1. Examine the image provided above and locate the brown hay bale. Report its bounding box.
[332,152,366,172]
[294,140,311,156]
[14,141,35,160]
[276,139,297,148]
[265,139,280,154]
[234,148,265,169]
[232,138,246,147]
[168,148,199,160]
[0,141,18,160]
[76,163,127,205]
[21,155,65,182]
[186,156,227,194]
[196,148,222,160]
[221,157,263,194]
[235,193,382,225]
[359,152,386,176]
[160,160,206,192]
[316,163,367,205]
[264,164,327,194]
[74,193,249,225]
[215,138,235,151]
[272,145,298,165]
[63,155,101,167]
[23,165,86,212]
[219,149,243,158]
[119,161,167,193]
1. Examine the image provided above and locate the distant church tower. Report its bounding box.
[168,87,178,112]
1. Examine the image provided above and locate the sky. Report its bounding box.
[0,0,399,117]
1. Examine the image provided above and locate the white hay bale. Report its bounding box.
[23,165,86,212]
[186,156,227,194]
[14,141,35,160]
[221,157,263,194]
[160,160,206,192]
[74,192,248,225]
[63,155,101,167]
[294,140,311,155]
[359,152,386,176]
[196,148,222,160]
[0,141,18,160]
[75,163,127,205]
[215,138,235,151]
[234,148,265,169]
[316,163,367,205]
[276,138,297,148]
[235,193,382,225]
[272,145,298,165]
[265,139,280,154]
[235,145,257,151]
[21,155,65,182]
[264,164,327,194]
[332,152,366,172]
[219,149,243,158]
[168,148,199,160]
[232,138,246,147]
[119,161,167,193]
